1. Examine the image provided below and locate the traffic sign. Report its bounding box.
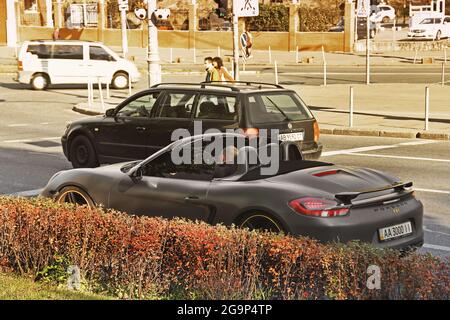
[118,0,128,11]
[356,0,370,18]
[234,0,259,17]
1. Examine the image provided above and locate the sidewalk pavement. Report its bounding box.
[73,82,450,141]
[1,44,450,75]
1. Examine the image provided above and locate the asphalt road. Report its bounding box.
[0,75,449,257]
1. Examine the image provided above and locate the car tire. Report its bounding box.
[435,30,442,41]
[69,135,99,168]
[55,186,95,208]
[31,73,49,90]
[111,72,129,89]
[238,212,286,234]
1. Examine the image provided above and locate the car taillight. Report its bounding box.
[289,197,349,217]
[17,60,23,71]
[242,128,259,138]
[313,121,320,143]
[313,169,339,177]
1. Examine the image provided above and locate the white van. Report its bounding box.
[408,13,450,40]
[17,40,141,90]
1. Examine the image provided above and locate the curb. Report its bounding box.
[320,127,450,140]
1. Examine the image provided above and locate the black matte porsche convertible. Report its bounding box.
[41,133,424,251]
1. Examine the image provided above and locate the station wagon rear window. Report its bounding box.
[246,92,313,124]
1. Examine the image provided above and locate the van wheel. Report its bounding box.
[111,72,129,89]
[55,186,95,208]
[435,30,442,41]
[31,74,49,90]
[69,135,99,168]
[238,212,285,234]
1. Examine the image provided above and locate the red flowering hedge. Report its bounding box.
[0,196,448,300]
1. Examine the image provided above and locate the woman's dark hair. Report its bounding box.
[212,56,224,68]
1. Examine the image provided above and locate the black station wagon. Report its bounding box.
[62,82,323,168]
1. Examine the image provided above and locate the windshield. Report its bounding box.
[246,92,313,124]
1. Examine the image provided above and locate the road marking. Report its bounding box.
[7,124,28,127]
[424,226,450,236]
[344,153,450,163]
[423,243,450,252]
[321,140,437,157]
[322,145,397,156]
[2,137,60,143]
[415,188,450,194]
[7,188,44,197]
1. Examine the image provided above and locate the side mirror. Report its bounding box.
[105,108,115,117]
[129,166,143,182]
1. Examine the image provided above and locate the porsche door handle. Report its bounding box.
[184,196,200,202]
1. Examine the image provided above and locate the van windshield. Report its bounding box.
[246,92,313,124]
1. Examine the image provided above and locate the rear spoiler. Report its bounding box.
[335,181,413,205]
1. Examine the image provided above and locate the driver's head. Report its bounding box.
[216,146,238,165]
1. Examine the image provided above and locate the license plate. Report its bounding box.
[378,222,413,242]
[279,132,304,142]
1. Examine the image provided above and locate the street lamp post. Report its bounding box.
[232,1,239,81]
[147,0,161,87]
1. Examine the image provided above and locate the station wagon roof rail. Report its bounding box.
[152,81,285,92]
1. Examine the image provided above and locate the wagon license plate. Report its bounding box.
[378,222,413,242]
[279,132,304,142]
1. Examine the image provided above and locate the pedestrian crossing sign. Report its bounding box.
[357,0,370,18]
[234,0,259,17]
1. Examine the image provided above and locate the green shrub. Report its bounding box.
[247,4,289,32]
[0,196,448,300]
[298,1,342,32]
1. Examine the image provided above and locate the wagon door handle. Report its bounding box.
[185,196,200,202]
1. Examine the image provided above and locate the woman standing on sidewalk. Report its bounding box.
[212,57,235,82]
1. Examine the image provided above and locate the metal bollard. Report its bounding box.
[269,46,272,64]
[441,62,445,86]
[169,48,173,64]
[98,77,105,111]
[424,86,429,131]
[128,75,132,97]
[295,45,299,64]
[274,60,278,85]
[217,46,221,58]
[349,86,354,127]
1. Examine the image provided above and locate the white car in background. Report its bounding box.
[408,15,450,40]
[17,40,141,90]
[370,5,396,23]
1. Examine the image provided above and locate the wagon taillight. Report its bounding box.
[289,197,349,217]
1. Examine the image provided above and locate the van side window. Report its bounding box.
[27,44,51,59]
[52,45,83,60]
[90,46,115,61]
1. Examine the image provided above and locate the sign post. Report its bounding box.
[357,0,370,84]
[147,0,161,87]
[233,0,259,81]
[118,0,129,58]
